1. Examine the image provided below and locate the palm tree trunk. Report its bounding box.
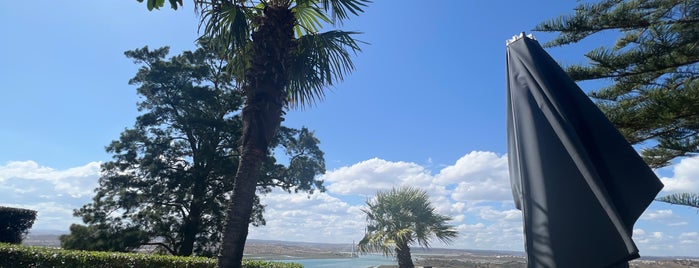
[218,135,269,267]
[218,4,295,268]
[396,243,414,268]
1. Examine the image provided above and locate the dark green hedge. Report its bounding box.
[0,243,302,268]
[0,206,37,244]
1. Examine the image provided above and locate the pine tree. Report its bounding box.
[61,44,326,256]
[534,0,699,168]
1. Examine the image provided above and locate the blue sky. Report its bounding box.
[1,1,698,257]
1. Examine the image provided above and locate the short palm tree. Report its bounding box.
[358,186,458,268]
[139,1,369,267]
[657,193,699,209]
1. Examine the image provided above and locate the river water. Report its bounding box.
[274,254,397,268]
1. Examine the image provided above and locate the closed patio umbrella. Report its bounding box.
[506,34,663,268]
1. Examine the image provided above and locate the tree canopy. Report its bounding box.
[534,0,699,168]
[61,43,325,257]
[138,1,368,266]
[358,186,458,268]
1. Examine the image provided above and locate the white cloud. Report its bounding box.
[3,154,699,257]
[475,207,521,222]
[659,156,699,193]
[2,201,79,232]
[324,158,433,196]
[679,232,698,244]
[437,152,511,201]
[641,209,674,221]
[0,161,100,231]
[0,160,100,198]
[302,151,699,255]
[435,151,509,184]
[249,190,366,243]
[324,151,511,202]
[250,151,521,250]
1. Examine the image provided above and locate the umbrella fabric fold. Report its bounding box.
[506,35,663,268]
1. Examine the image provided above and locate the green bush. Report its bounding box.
[0,206,37,244]
[0,243,302,268]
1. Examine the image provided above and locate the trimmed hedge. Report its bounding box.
[0,206,37,244]
[0,243,302,268]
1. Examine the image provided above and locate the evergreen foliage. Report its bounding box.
[534,0,699,168]
[145,1,368,267]
[0,206,37,244]
[141,1,368,266]
[62,43,325,257]
[656,192,699,209]
[59,224,150,253]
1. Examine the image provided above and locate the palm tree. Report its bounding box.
[191,1,368,267]
[657,193,699,209]
[358,186,459,268]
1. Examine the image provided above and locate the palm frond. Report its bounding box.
[656,193,699,209]
[291,2,331,36]
[357,229,394,256]
[196,1,252,56]
[287,30,363,108]
[195,1,257,83]
[318,0,370,24]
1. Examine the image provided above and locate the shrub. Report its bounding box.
[0,206,37,244]
[0,243,302,268]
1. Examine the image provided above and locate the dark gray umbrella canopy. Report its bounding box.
[506,35,664,268]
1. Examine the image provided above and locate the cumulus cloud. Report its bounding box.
[679,232,698,244]
[324,151,511,202]
[248,190,366,243]
[4,153,699,256]
[252,152,524,250]
[0,161,100,231]
[324,158,433,196]
[474,207,521,222]
[435,151,509,184]
[307,151,699,255]
[438,152,511,202]
[0,160,100,198]
[641,209,674,221]
[659,156,699,193]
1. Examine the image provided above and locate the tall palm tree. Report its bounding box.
[657,193,699,209]
[191,1,368,267]
[358,186,458,268]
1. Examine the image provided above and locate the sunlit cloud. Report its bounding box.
[323,158,433,196]
[2,154,699,256]
[679,232,698,244]
[0,161,100,231]
[0,160,100,198]
[659,156,699,193]
[641,209,674,221]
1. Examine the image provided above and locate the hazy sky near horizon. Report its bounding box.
[1,1,698,257]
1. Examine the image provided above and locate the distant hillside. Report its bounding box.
[21,230,699,268]
[22,232,523,257]
[23,231,65,248]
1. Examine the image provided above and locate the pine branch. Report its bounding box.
[656,193,699,209]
